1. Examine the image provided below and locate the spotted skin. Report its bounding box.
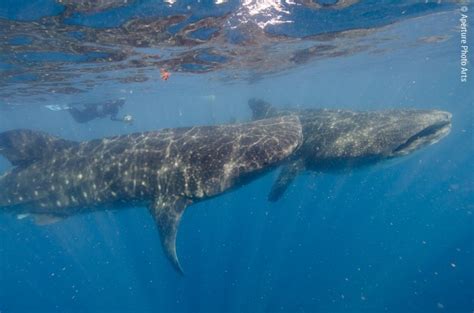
[0,116,303,273]
[248,99,452,201]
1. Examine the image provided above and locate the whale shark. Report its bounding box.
[0,116,302,273]
[248,99,452,202]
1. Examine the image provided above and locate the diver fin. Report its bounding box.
[33,214,63,225]
[268,161,304,202]
[0,129,77,166]
[248,98,278,120]
[149,196,191,275]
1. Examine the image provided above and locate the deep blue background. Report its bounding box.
[0,1,473,313]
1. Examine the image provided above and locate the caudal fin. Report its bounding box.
[0,129,77,166]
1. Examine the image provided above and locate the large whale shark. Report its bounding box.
[0,116,302,273]
[248,99,452,201]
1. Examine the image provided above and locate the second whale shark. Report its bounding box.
[248,99,452,201]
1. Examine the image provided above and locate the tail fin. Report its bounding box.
[0,129,77,166]
[248,98,277,120]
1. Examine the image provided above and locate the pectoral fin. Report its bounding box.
[268,161,304,202]
[16,213,64,225]
[149,196,191,275]
[33,214,64,225]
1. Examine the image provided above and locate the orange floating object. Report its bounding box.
[160,69,170,81]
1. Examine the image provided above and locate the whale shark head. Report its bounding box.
[293,109,452,165]
[289,108,452,169]
[384,110,452,158]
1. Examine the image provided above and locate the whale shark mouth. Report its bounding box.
[392,114,452,155]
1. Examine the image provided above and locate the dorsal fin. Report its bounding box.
[248,98,278,120]
[268,160,305,202]
[0,129,77,166]
[149,195,192,275]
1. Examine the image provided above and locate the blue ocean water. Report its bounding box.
[0,1,473,313]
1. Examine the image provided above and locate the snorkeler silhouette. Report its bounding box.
[67,98,133,124]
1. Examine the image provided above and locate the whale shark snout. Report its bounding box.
[390,110,451,157]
